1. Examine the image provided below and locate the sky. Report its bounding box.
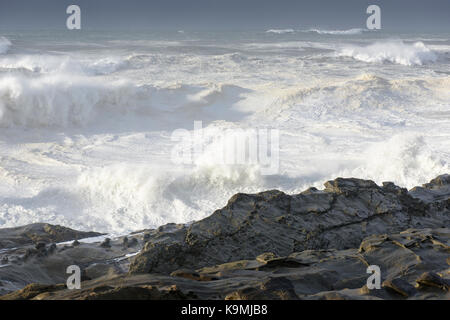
[0,0,449,31]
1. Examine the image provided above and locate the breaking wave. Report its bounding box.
[351,134,449,188]
[0,30,449,234]
[265,28,366,35]
[0,74,140,127]
[265,29,296,34]
[307,28,365,35]
[339,41,438,65]
[0,74,248,128]
[0,54,129,75]
[75,161,264,232]
[258,73,447,121]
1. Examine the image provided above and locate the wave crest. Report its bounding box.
[75,161,264,232]
[307,28,365,35]
[339,41,438,66]
[265,29,295,34]
[0,73,247,128]
[352,134,448,187]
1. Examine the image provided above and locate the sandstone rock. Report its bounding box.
[382,278,417,297]
[170,269,217,281]
[416,272,449,291]
[2,227,448,300]
[256,252,278,263]
[83,285,190,300]
[225,277,298,300]
[0,283,65,300]
[84,263,118,280]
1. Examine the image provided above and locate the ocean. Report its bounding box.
[0,28,449,234]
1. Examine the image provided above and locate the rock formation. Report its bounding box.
[129,175,449,274]
[0,175,449,300]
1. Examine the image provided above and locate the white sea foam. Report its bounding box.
[265,29,295,34]
[0,155,267,233]
[0,54,128,75]
[339,41,438,65]
[0,74,136,127]
[307,28,365,35]
[74,160,264,232]
[265,28,365,35]
[0,71,246,128]
[351,134,449,188]
[0,31,448,233]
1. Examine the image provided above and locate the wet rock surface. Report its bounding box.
[0,175,449,300]
[129,175,449,275]
[0,223,103,249]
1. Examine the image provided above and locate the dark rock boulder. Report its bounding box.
[382,278,417,297]
[100,238,111,248]
[129,176,449,274]
[0,223,103,249]
[416,272,449,291]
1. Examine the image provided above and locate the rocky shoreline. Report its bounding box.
[0,175,449,300]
